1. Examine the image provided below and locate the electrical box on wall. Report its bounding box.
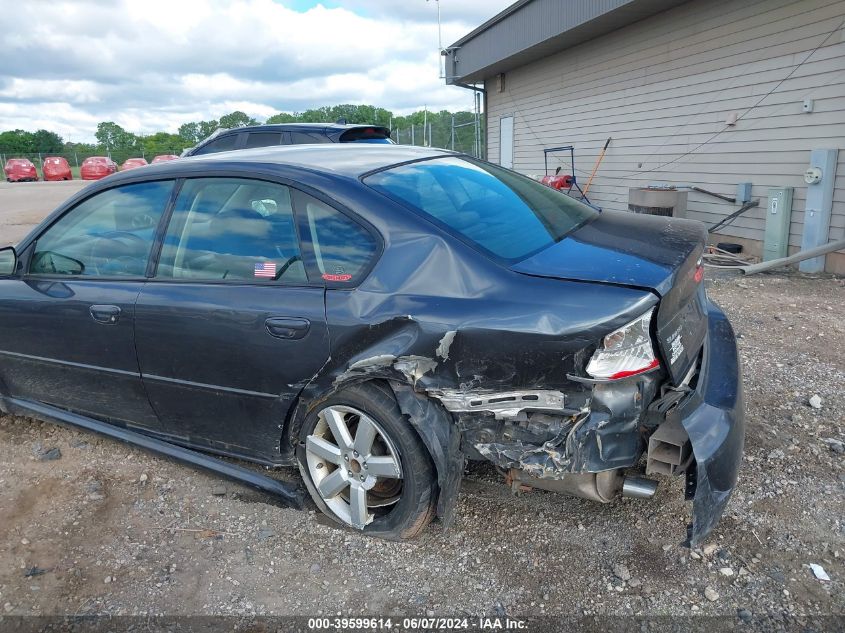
[800,148,839,273]
[763,188,793,261]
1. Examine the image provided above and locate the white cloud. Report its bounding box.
[0,0,511,141]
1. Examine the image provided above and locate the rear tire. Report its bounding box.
[297,381,437,539]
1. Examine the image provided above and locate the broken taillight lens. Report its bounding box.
[586,309,660,380]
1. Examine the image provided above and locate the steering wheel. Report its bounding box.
[88,231,147,276]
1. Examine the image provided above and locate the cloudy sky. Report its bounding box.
[0,0,513,142]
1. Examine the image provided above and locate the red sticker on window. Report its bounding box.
[322,273,352,282]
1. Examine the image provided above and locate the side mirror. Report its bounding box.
[0,247,16,276]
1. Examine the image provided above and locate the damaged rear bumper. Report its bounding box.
[679,299,745,546]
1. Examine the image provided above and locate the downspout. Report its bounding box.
[453,83,486,160]
[446,44,487,159]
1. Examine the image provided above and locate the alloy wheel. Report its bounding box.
[305,405,403,529]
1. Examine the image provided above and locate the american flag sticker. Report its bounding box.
[254,262,277,278]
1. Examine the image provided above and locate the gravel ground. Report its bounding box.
[0,273,842,621]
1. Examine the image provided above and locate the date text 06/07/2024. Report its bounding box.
[307,616,529,630]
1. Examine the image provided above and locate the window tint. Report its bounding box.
[289,131,331,144]
[298,194,377,283]
[339,128,393,144]
[244,132,281,149]
[30,181,172,277]
[194,134,238,155]
[157,178,306,283]
[365,157,599,263]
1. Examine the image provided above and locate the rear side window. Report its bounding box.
[193,134,238,155]
[244,132,282,149]
[290,131,331,144]
[365,157,598,263]
[296,193,378,284]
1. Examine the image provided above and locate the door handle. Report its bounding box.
[90,304,121,325]
[265,317,310,340]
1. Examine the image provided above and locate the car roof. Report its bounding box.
[161,144,458,179]
[216,122,389,134]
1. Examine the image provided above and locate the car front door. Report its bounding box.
[133,177,330,461]
[0,180,174,427]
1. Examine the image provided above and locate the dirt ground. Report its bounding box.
[0,184,842,622]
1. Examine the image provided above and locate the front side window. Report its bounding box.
[30,181,173,277]
[365,157,599,263]
[157,178,306,283]
[297,193,378,284]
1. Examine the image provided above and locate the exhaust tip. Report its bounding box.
[622,476,658,499]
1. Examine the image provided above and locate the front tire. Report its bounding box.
[297,381,437,539]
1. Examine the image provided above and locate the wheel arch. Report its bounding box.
[286,375,464,527]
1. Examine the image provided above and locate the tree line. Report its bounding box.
[0,104,482,166]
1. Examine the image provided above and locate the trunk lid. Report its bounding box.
[512,210,708,384]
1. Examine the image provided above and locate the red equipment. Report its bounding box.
[43,156,72,181]
[81,157,118,180]
[4,158,38,182]
[540,174,574,190]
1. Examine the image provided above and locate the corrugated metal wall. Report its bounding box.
[485,0,845,270]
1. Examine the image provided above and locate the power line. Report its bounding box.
[500,13,844,187]
[609,14,845,182]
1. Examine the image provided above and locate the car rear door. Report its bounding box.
[0,180,175,426]
[133,177,330,461]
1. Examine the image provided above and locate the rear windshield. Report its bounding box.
[364,157,598,263]
[339,127,393,144]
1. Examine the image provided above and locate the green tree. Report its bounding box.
[179,119,221,144]
[0,129,35,154]
[197,120,220,139]
[95,122,138,151]
[218,111,258,129]
[178,122,201,145]
[141,132,185,157]
[31,129,64,154]
[265,112,298,124]
[265,104,394,127]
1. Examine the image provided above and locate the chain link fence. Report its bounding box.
[0,147,187,179]
[392,114,484,158]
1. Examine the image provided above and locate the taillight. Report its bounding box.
[586,309,660,380]
[693,258,704,283]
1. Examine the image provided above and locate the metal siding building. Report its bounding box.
[446,0,845,272]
